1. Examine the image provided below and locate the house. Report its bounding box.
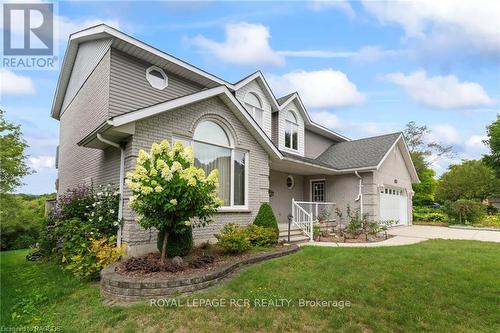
[52,24,419,256]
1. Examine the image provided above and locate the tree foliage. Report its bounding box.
[483,115,500,177]
[0,110,32,193]
[403,121,453,205]
[126,140,222,263]
[0,192,55,250]
[436,160,499,202]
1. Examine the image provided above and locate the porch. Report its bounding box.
[268,167,340,242]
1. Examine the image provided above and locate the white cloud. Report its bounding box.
[362,0,500,59]
[352,46,406,63]
[189,22,284,66]
[427,124,461,145]
[267,69,365,108]
[385,70,494,109]
[309,111,342,130]
[0,69,36,96]
[277,50,357,58]
[29,156,55,171]
[309,111,399,138]
[465,135,488,152]
[309,0,355,19]
[57,17,121,41]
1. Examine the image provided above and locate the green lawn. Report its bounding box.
[1,240,499,332]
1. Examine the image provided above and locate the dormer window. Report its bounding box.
[244,92,264,127]
[285,110,298,150]
[146,65,168,90]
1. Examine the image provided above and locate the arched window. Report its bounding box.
[245,92,264,127]
[192,120,247,207]
[284,110,298,150]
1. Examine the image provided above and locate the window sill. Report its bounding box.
[282,147,301,155]
[217,207,251,213]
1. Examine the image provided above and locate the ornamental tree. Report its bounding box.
[126,140,222,263]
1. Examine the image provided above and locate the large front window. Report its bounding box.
[285,110,298,150]
[188,120,247,207]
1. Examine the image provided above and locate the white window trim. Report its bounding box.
[172,133,249,210]
[146,65,168,90]
[284,118,299,151]
[286,175,295,190]
[309,178,326,202]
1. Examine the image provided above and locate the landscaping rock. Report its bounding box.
[172,256,183,267]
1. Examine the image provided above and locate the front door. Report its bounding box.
[311,180,326,202]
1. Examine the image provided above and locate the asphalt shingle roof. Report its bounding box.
[281,132,402,171]
[276,93,296,105]
[316,132,402,170]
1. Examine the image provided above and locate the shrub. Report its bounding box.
[486,205,498,215]
[215,224,251,254]
[63,236,124,280]
[126,140,221,263]
[244,224,278,247]
[478,214,500,228]
[55,185,94,221]
[157,227,193,257]
[34,184,122,279]
[446,199,485,224]
[253,203,279,238]
[412,207,447,222]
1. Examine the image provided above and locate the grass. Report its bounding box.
[1,240,500,332]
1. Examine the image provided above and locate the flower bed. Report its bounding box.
[100,244,299,304]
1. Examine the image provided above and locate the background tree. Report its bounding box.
[436,160,499,203]
[483,115,500,177]
[126,140,222,263]
[403,121,454,205]
[0,110,32,193]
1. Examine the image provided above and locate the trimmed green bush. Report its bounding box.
[157,227,193,257]
[215,224,251,254]
[244,224,278,247]
[253,203,279,238]
[445,200,485,224]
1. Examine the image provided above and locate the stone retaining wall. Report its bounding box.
[101,245,299,303]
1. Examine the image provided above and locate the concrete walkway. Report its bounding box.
[299,225,500,248]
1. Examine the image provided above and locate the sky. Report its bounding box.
[1,0,499,194]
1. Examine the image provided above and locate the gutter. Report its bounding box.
[96,134,124,246]
[354,171,363,217]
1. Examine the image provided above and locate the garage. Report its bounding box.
[379,187,408,226]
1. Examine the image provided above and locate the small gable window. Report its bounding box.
[285,110,298,150]
[244,92,264,127]
[146,66,168,90]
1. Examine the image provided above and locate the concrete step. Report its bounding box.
[280,234,310,243]
[279,229,304,237]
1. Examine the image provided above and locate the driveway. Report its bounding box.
[388,225,500,243]
[301,225,500,248]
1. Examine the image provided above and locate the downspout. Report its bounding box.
[97,133,124,246]
[354,171,363,217]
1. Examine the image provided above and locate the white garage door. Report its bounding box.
[379,187,408,225]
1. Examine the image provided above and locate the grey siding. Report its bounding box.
[269,170,304,223]
[304,130,337,159]
[61,38,113,114]
[57,51,121,193]
[235,79,273,138]
[278,100,305,156]
[121,96,270,254]
[109,49,203,116]
[373,143,414,223]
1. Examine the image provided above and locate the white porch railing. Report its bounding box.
[291,199,336,242]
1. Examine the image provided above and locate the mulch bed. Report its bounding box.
[116,244,285,278]
[315,232,394,243]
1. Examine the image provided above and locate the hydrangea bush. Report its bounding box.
[126,140,222,263]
